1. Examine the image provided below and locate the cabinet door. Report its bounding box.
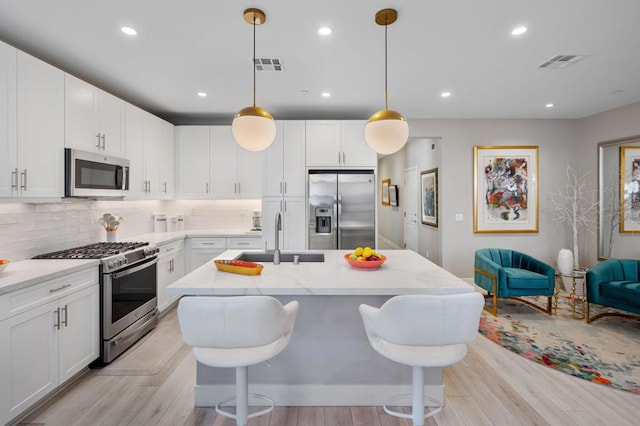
[124,104,147,197]
[342,120,377,167]
[144,113,163,198]
[283,196,307,250]
[238,148,264,199]
[159,120,175,199]
[263,120,284,197]
[64,74,99,151]
[209,126,237,199]
[156,254,172,313]
[282,120,306,197]
[305,121,341,167]
[0,301,58,426]
[97,90,125,156]
[58,285,99,383]
[16,52,64,198]
[0,41,17,198]
[176,126,210,198]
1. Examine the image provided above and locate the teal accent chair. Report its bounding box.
[585,259,640,323]
[474,248,556,316]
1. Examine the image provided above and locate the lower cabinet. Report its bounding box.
[187,236,263,273]
[157,240,185,313]
[0,270,99,425]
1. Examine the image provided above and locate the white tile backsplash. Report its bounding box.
[0,199,261,261]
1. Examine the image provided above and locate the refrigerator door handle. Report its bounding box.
[336,193,342,248]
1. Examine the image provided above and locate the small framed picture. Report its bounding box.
[389,185,399,207]
[381,179,390,205]
[421,169,438,227]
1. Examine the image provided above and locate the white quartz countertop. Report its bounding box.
[167,249,474,296]
[0,259,99,295]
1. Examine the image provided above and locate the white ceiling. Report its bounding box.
[1,0,640,124]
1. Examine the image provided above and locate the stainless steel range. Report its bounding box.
[34,242,160,364]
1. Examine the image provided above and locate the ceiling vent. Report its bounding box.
[537,54,590,69]
[253,58,284,71]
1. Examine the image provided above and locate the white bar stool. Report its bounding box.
[177,296,299,426]
[359,292,484,426]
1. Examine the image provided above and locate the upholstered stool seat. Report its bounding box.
[359,293,484,426]
[177,296,299,426]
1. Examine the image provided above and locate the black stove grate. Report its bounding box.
[33,242,149,260]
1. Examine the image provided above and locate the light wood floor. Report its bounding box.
[18,308,640,426]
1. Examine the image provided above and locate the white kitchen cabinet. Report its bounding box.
[305,120,376,168]
[0,49,64,199]
[0,41,18,198]
[176,126,210,198]
[187,237,226,272]
[64,73,125,156]
[177,126,263,199]
[262,196,307,251]
[263,120,306,197]
[0,269,99,426]
[157,240,185,313]
[126,104,175,199]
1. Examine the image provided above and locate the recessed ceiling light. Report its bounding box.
[300,90,309,94]
[545,103,555,108]
[121,26,138,36]
[441,91,451,98]
[611,89,624,95]
[318,27,332,36]
[197,92,207,98]
[511,26,527,36]
[322,92,331,98]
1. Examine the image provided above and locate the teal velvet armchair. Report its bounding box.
[474,248,556,316]
[585,259,640,323]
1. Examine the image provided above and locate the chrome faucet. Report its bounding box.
[273,212,282,265]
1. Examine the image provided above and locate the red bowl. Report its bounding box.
[344,253,386,269]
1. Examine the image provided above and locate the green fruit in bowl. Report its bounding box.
[349,253,358,260]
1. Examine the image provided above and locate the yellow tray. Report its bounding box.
[214,259,263,275]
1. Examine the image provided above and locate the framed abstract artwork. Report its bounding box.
[420,169,438,227]
[620,146,640,233]
[474,146,538,233]
[382,179,390,205]
[389,185,399,206]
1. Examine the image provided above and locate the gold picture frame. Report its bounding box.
[620,146,640,233]
[381,179,390,205]
[474,146,539,233]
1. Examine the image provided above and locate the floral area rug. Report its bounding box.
[478,294,640,394]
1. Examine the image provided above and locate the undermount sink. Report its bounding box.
[236,252,325,263]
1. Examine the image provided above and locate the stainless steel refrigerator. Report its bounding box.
[308,170,376,250]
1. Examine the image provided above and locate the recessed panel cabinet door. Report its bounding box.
[0,41,17,197]
[305,120,342,167]
[0,301,58,426]
[209,126,237,199]
[176,126,210,198]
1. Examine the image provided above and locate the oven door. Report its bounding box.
[103,256,158,340]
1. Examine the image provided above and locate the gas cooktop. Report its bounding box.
[33,242,150,260]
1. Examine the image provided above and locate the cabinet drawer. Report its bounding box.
[190,238,225,249]
[158,239,185,256]
[227,237,263,249]
[0,267,98,322]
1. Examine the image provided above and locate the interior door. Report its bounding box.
[404,167,418,252]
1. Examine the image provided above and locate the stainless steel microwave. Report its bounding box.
[65,148,129,198]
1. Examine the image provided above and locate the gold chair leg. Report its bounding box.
[475,267,499,316]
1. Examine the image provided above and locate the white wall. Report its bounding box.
[0,199,260,261]
[407,119,580,278]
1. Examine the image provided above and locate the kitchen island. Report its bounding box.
[167,249,475,407]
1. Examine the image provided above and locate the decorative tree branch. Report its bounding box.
[549,165,599,269]
[601,169,635,258]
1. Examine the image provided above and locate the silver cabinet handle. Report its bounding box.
[280,200,283,211]
[279,182,283,194]
[20,169,27,190]
[54,307,60,330]
[96,133,102,149]
[205,182,209,194]
[236,242,250,245]
[49,284,71,293]
[234,182,237,193]
[284,200,288,212]
[147,180,151,193]
[284,182,287,194]
[200,242,216,245]
[342,151,345,164]
[61,304,68,327]
[163,181,167,193]
[11,168,18,190]
[101,134,106,150]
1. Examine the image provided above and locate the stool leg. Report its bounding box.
[236,366,248,426]
[412,366,424,426]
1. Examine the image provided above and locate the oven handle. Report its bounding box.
[111,308,158,347]
[111,257,158,279]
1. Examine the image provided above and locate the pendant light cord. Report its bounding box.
[384,17,388,110]
[253,15,257,107]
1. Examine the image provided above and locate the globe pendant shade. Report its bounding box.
[365,110,409,155]
[231,106,276,151]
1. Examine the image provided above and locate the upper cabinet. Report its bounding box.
[0,44,64,199]
[305,120,376,168]
[176,125,264,199]
[64,74,125,157]
[263,120,306,197]
[125,105,175,199]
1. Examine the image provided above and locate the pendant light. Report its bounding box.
[365,8,409,155]
[231,8,276,151]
